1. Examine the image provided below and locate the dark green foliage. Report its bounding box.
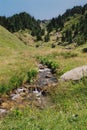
[47,5,85,33]
[78,13,87,41]
[82,48,87,53]
[0,74,24,94]
[47,4,87,45]
[0,16,7,28]
[76,36,85,46]
[8,74,23,90]
[62,6,83,21]
[0,83,8,94]
[27,69,37,83]
[38,56,59,73]
[62,10,87,45]
[35,44,39,48]
[47,15,64,33]
[0,70,37,94]
[51,43,56,48]
[36,33,42,41]
[12,109,23,118]
[82,4,87,14]
[62,29,72,44]
[44,33,50,42]
[0,12,44,40]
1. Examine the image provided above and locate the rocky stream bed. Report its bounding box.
[0,64,58,116]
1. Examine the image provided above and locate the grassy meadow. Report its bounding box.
[0,26,37,94]
[0,25,87,129]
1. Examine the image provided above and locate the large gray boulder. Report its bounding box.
[60,66,87,81]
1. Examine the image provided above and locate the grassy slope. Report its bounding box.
[0,25,87,129]
[14,30,35,46]
[62,15,81,32]
[0,25,37,93]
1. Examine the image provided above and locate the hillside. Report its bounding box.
[0,25,25,49]
[46,4,87,47]
[0,12,44,41]
[0,25,37,93]
[14,30,35,46]
[0,4,87,130]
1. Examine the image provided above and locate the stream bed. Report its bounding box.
[0,64,58,116]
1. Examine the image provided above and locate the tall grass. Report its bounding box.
[50,77,87,112]
[0,69,38,94]
[0,78,87,130]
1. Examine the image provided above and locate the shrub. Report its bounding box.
[0,70,37,94]
[0,73,25,94]
[38,56,59,73]
[9,75,23,89]
[44,33,50,42]
[51,43,56,48]
[76,36,85,45]
[36,44,39,48]
[82,48,87,53]
[0,83,8,94]
[27,69,37,83]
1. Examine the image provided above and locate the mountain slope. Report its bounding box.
[0,12,44,41]
[0,25,36,93]
[0,25,25,49]
[46,4,87,46]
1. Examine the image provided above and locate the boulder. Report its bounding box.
[60,66,87,81]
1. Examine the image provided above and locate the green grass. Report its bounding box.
[0,26,37,94]
[0,25,26,49]
[37,56,59,73]
[0,25,87,130]
[0,78,87,130]
[62,15,81,33]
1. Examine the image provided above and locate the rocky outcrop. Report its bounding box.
[60,66,87,81]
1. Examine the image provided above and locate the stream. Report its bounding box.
[0,64,58,116]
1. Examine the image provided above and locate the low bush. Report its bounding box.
[27,69,37,83]
[38,56,59,73]
[51,43,56,48]
[0,70,37,94]
[0,73,25,94]
[0,83,8,94]
[82,48,87,53]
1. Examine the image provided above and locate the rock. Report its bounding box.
[38,64,45,69]
[39,69,45,72]
[39,68,51,73]
[60,66,87,81]
[0,109,7,114]
[11,94,21,100]
[20,92,27,97]
[45,74,52,78]
[16,88,24,93]
[44,68,51,72]
[33,89,42,97]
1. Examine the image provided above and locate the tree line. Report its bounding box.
[46,3,87,44]
[0,12,44,41]
[62,10,87,45]
[47,4,87,33]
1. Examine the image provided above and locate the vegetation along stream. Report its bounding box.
[0,63,58,116]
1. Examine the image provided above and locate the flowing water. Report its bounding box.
[0,64,58,116]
